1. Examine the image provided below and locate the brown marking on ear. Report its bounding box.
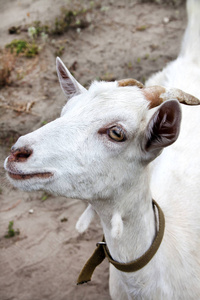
[118,78,144,89]
[143,86,166,108]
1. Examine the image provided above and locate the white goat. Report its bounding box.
[4,0,200,299]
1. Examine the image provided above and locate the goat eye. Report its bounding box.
[107,126,126,142]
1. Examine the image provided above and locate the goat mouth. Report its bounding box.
[8,171,53,180]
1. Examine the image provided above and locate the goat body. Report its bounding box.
[4,0,200,299]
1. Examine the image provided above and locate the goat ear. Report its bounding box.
[56,57,86,99]
[143,100,182,160]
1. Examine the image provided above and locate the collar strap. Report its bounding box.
[77,200,165,285]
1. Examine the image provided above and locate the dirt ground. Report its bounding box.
[0,1,186,299]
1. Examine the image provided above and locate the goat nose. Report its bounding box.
[8,147,33,163]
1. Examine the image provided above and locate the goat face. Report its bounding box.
[4,58,181,201]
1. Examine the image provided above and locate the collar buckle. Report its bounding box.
[96,241,106,247]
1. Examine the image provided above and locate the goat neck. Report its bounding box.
[91,167,156,264]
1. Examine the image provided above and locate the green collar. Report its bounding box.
[77,200,165,285]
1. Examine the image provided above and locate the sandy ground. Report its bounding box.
[0,1,186,299]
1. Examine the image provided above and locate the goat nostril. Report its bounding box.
[16,152,30,159]
[11,147,33,162]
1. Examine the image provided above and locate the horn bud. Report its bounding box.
[117,78,200,108]
[118,78,144,89]
[143,86,200,108]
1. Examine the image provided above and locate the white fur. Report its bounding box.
[4,0,200,299]
[76,204,96,233]
[111,212,124,239]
